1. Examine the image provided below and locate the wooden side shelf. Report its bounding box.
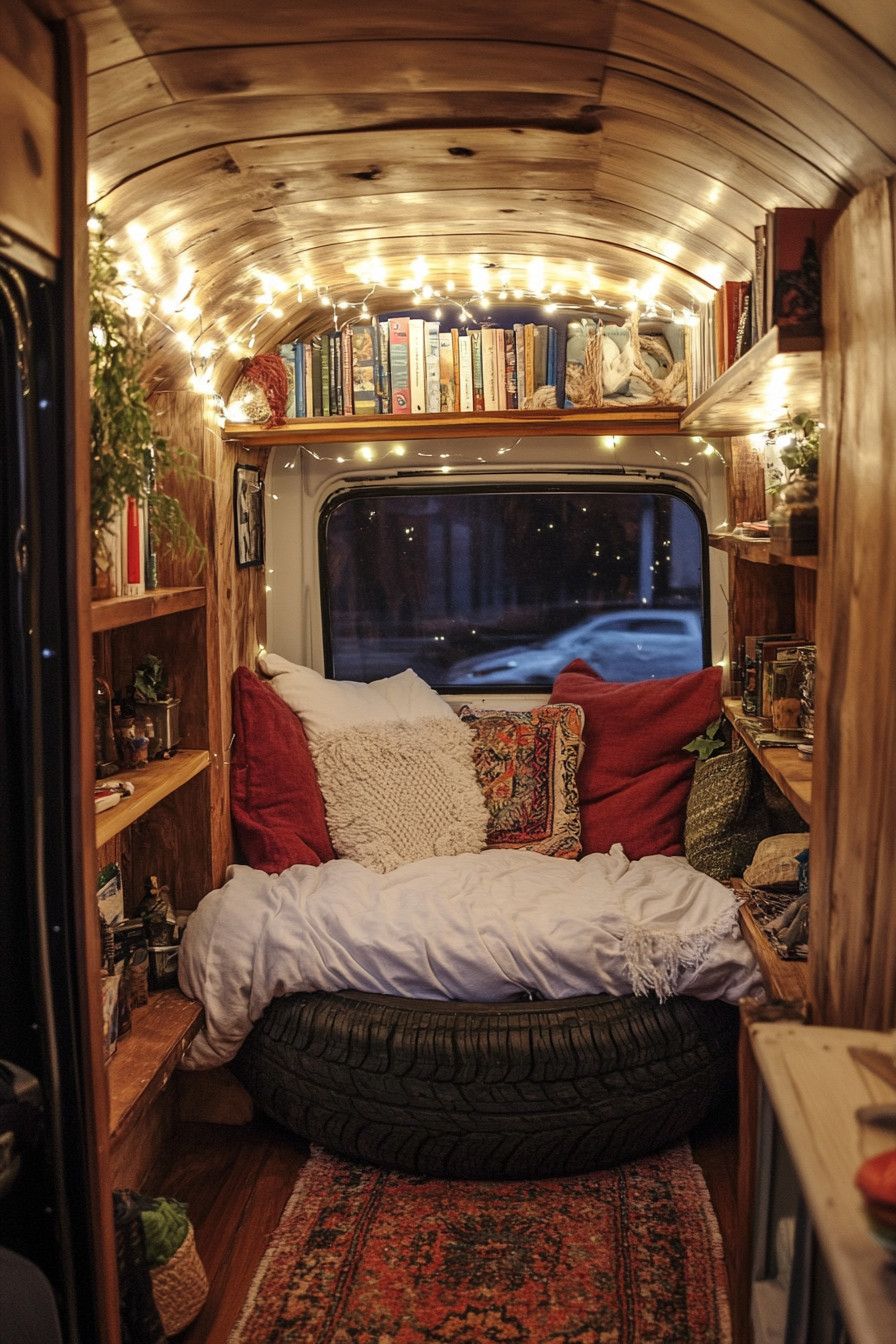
[734,889,808,1002]
[225,405,682,444]
[95,749,210,847]
[107,989,204,1143]
[709,533,818,570]
[91,586,206,632]
[723,697,812,824]
[681,326,822,435]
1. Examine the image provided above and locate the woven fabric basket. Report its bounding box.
[149,1224,209,1336]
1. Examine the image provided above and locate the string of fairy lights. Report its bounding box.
[88,212,707,402]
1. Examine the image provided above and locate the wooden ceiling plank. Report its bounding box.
[148,41,607,102]
[87,92,599,195]
[641,0,896,160]
[87,59,173,136]
[257,164,598,206]
[599,108,813,209]
[78,4,146,76]
[599,140,764,230]
[226,124,603,172]
[114,0,620,54]
[602,68,849,206]
[613,0,893,189]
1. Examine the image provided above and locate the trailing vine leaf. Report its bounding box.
[89,223,206,573]
[683,716,726,761]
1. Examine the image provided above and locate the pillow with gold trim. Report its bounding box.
[458,704,584,859]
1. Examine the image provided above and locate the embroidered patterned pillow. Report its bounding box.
[458,704,584,858]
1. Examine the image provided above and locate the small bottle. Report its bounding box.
[94,669,119,779]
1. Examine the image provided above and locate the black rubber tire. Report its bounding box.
[231,990,738,1179]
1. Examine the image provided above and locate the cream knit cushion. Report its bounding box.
[310,715,488,873]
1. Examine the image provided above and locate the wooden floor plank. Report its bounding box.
[145,1114,308,1344]
[691,1095,740,1301]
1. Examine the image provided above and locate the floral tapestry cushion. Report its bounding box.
[457,704,584,858]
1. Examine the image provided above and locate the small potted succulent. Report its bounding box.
[133,654,181,758]
[768,411,820,555]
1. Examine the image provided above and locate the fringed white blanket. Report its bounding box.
[179,845,762,1069]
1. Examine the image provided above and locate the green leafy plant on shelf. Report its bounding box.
[683,717,726,762]
[133,654,169,704]
[768,411,820,494]
[89,221,205,575]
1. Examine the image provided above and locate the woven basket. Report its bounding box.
[149,1224,209,1336]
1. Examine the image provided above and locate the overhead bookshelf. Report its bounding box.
[680,326,822,435]
[91,585,206,632]
[95,749,210,847]
[709,533,817,570]
[226,406,682,445]
[723,697,811,824]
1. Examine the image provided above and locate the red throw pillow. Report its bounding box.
[549,658,722,860]
[231,666,334,873]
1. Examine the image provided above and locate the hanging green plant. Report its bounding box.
[768,411,820,494]
[89,222,205,573]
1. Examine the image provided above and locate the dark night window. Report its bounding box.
[321,487,707,689]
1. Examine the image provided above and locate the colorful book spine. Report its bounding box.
[425,321,441,412]
[438,332,455,411]
[389,318,411,413]
[311,336,323,417]
[408,318,426,413]
[278,344,296,418]
[534,324,548,390]
[496,329,507,410]
[504,329,518,409]
[451,329,461,410]
[351,325,377,415]
[514,325,526,407]
[341,326,354,415]
[304,342,314,417]
[482,328,499,411]
[294,343,305,418]
[470,329,485,412]
[125,495,143,595]
[320,334,331,416]
[332,332,343,414]
[378,320,392,411]
[458,333,473,411]
[524,324,535,401]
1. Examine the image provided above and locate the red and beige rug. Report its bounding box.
[230,1144,731,1344]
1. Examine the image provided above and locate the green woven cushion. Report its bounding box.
[685,746,770,882]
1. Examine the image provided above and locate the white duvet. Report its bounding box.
[179,846,761,1069]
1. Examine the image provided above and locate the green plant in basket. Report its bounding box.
[769,411,820,494]
[89,221,205,574]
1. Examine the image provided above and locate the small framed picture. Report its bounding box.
[234,463,265,569]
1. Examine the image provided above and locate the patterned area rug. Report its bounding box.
[230,1143,730,1344]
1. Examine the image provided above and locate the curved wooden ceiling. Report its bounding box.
[73,0,896,393]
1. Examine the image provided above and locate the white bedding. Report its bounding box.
[179,845,761,1069]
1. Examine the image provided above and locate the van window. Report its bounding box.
[321,486,707,689]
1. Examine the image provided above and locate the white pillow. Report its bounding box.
[258,655,454,745]
[309,715,488,873]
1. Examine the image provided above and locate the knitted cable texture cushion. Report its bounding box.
[458,703,584,858]
[310,715,489,873]
[684,745,770,882]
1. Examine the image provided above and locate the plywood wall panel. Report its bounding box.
[811,177,896,1030]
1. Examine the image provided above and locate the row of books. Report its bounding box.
[278,317,567,419]
[688,206,840,401]
[99,495,157,598]
[741,633,815,745]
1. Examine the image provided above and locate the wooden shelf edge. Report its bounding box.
[723,697,812,824]
[225,406,683,444]
[709,533,818,569]
[734,889,809,1002]
[91,586,206,632]
[681,326,822,435]
[107,989,204,1143]
[95,749,210,847]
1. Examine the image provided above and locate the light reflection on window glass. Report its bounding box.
[323,489,705,687]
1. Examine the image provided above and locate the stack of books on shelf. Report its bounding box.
[97,496,157,599]
[738,633,815,749]
[686,206,841,402]
[278,317,567,420]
